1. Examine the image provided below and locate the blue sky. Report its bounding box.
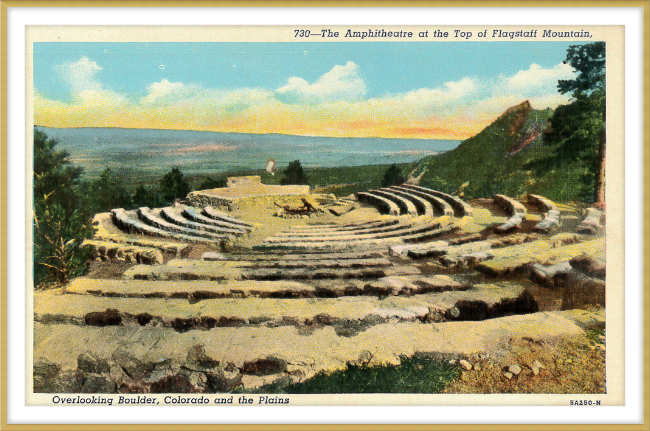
[33,41,583,139]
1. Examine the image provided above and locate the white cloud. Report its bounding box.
[502,62,576,95]
[141,79,193,105]
[276,61,367,102]
[53,56,104,94]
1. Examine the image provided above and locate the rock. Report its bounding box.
[504,372,514,380]
[84,309,122,327]
[530,363,540,376]
[459,359,472,371]
[240,357,287,376]
[186,345,220,370]
[508,364,522,375]
[150,375,195,393]
[532,360,545,370]
[81,374,116,393]
[201,252,227,261]
[33,360,61,393]
[78,352,110,375]
[449,359,457,366]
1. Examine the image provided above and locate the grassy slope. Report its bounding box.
[411,102,591,202]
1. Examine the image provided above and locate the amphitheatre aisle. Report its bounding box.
[33,176,606,393]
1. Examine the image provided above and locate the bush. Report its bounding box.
[280,160,309,185]
[381,163,406,187]
[33,130,94,286]
[199,176,227,190]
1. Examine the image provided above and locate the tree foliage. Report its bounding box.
[280,160,309,185]
[160,167,190,202]
[33,130,94,286]
[381,163,405,187]
[543,42,606,204]
[199,176,227,190]
[131,184,163,209]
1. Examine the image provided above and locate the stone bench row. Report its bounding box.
[369,189,418,216]
[493,194,527,233]
[401,185,473,217]
[64,274,468,301]
[382,187,434,217]
[391,186,453,217]
[182,207,251,233]
[264,218,441,243]
[203,206,254,228]
[123,260,420,282]
[356,191,401,216]
[274,219,425,239]
[577,208,602,234]
[391,232,538,259]
[36,282,535,334]
[110,209,220,245]
[82,240,164,265]
[290,217,400,233]
[526,194,561,233]
[137,208,230,241]
[162,207,247,236]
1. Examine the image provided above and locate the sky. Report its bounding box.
[33,41,582,140]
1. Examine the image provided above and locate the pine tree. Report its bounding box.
[382,164,405,187]
[33,131,94,286]
[280,160,309,185]
[160,167,190,203]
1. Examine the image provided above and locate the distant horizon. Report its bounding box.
[34,124,464,142]
[34,42,579,140]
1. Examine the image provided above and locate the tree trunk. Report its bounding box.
[594,112,606,208]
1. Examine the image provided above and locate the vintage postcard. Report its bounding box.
[26,24,625,409]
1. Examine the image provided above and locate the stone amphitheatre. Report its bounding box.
[33,175,606,394]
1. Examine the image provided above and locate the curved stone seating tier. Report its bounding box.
[264,219,436,243]
[183,207,250,232]
[527,194,558,212]
[234,251,385,261]
[273,220,424,238]
[401,185,472,217]
[356,192,400,216]
[264,220,446,245]
[383,188,434,217]
[137,207,231,241]
[577,208,602,234]
[83,239,164,265]
[203,206,254,228]
[392,186,453,217]
[111,209,220,244]
[368,189,418,216]
[289,219,399,232]
[493,195,527,233]
[162,207,247,236]
[535,210,561,233]
[494,194,527,216]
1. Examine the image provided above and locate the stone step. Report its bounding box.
[273,220,422,238]
[233,251,386,261]
[35,282,535,331]
[137,208,230,241]
[535,210,561,233]
[577,208,602,234]
[356,191,401,216]
[203,206,255,228]
[33,308,602,392]
[111,209,220,245]
[384,187,435,217]
[83,240,164,264]
[477,238,604,277]
[264,219,441,243]
[161,207,247,236]
[440,233,576,268]
[401,185,473,217]
[183,206,252,232]
[123,260,421,281]
[368,189,418,216]
[64,275,468,300]
[289,218,399,232]
[527,194,558,212]
[392,186,454,217]
[494,194,527,216]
